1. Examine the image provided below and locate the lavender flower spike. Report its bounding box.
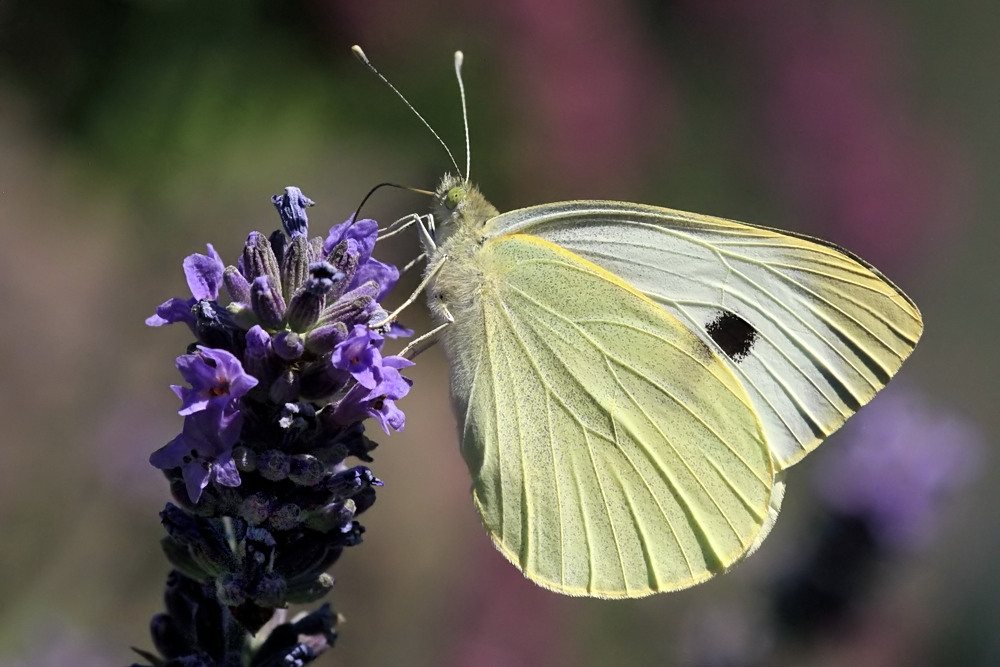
[136,186,413,666]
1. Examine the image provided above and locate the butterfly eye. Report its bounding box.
[445,186,466,210]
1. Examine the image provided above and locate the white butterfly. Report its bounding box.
[358,46,922,598]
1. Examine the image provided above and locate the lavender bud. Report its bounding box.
[317,281,378,327]
[251,276,286,331]
[216,572,248,606]
[269,503,302,531]
[240,493,271,525]
[309,236,325,262]
[271,186,314,238]
[223,265,251,304]
[244,325,277,388]
[242,231,282,288]
[326,466,380,498]
[149,613,187,660]
[304,499,356,532]
[289,454,325,486]
[268,369,300,404]
[226,301,258,331]
[326,239,358,300]
[273,331,305,361]
[268,229,287,271]
[253,573,288,608]
[259,449,290,481]
[286,262,342,332]
[304,321,349,355]
[281,234,312,301]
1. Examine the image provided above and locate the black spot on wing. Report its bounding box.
[705,311,758,363]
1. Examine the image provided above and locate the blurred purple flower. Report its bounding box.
[171,346,259,415]
[814,386,982,550]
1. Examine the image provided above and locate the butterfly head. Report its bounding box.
[430,174,499,251]
[432,173,469,222]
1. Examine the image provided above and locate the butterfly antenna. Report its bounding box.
[352,45,463,179]
[351,182,435,225]
[454,50,471,182]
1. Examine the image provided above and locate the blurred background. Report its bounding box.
[0,1,996,665]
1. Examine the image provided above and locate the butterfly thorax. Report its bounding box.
[424,177,500,341]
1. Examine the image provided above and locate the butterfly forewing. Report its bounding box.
[484,202,923,470]
[440,232,774,597]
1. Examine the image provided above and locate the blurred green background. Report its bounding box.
[1,1,997,665]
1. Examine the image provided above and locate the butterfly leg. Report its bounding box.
[378,212,426,240]
[398,319,451,359]
[415,213,438,252]
[400,252,427,276]
[368,252,449,329]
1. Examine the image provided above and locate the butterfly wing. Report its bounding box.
[484,202,923,470]
[440,232,774,597]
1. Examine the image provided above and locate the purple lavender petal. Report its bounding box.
[373,398,406,433]
[370,362,413,401]
[353,257,400,299]
[183,244,225,301]
[146,297,196,328]
[332,357,412,433]
[173,347,259,415]
[331,383,376,428]
[150,407,245,503]
[213,458,243,489]
[322,217,378,264]
[382,355,415,372]
[386,322,415,339]
[331,325,385,390]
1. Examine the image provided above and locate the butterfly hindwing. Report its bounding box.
[441,232,774,597]
[484,202,923,470]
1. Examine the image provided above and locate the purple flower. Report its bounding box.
[171,346,259,415]
[354,257,399,300]
[330,325,384,389]
[814,386,982,549]
[142,186,412,662]
[323,217,377,264]
[335,355,414,433]
[146,244,225,329]
[150,407,244,503]
[323,217,400,298]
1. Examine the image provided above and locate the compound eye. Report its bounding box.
[445,186,466,210]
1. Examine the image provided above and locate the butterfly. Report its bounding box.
[357,46,923,598]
